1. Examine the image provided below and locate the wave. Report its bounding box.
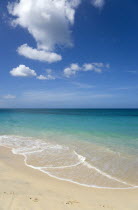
[0,135,137,189]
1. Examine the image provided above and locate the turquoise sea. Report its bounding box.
[0,109,138,189]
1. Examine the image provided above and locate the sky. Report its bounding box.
[0,0,138,108]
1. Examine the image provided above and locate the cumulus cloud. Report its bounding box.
[10,65,56,80]
[64,62,109,77]
[91,0,105,8]
[64,63,80,77]
[37,68,56,80]
[17,44,62,63]
[37,75,47,80]
[3,94,16,99]
[10,65,37,77]
[9,62,109,80]
[8,0,81,51]
[37,74,55,80]
[8,0,106,63]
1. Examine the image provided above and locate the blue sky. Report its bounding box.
[0,0,138,108]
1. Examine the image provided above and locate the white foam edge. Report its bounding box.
[0,144,137,190]
[23,153,138,190]
[83,161,135,187]
[13,147,138,190]
[17,149,44,155]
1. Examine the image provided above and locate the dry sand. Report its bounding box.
[0,146,138,210]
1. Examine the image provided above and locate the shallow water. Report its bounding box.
[0,109,138,188]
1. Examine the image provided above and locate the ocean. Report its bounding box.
[0,109,137,189]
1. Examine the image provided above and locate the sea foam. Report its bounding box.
[0,135,137,189]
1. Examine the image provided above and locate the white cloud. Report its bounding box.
[37,68,56,80]
[10,65,37,77]
[70,63,80,71]
[8,0,81,51]
[8,0,106,63]
[3,94,16,99]
[37,75,48,80]
[9,62,109,80]
[64,62,109,77]
[91,0,105,8]
[37,74,55,80]
[83,63,95,71]
[17,44,62,63]
[64,63,80,77]
[10,64,56,80]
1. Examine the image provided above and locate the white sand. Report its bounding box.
[0,146,138,210]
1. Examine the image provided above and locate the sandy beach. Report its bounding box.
[0,146,137,210]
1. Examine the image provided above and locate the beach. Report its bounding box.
[0,109,138,190]
[0,109,138,209]
[1,0,138,208]
[0,146,138,210]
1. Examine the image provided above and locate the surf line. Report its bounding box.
[12,148,137,189]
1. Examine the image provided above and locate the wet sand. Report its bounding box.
[0,146,138,210]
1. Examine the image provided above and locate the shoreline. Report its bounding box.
[0,146,138,209]
[1,135,137,190]
[10,145,138,190]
